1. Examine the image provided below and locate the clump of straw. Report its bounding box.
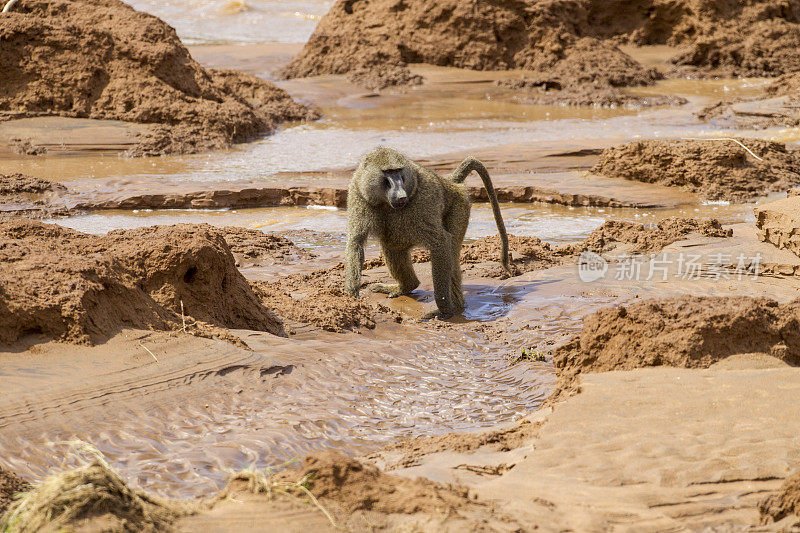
[221,464,341,530]
[0,441,191,532]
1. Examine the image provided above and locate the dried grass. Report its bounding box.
[0,442,190,532]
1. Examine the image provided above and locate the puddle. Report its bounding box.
[124,0,333,45]
[0,322,556,499]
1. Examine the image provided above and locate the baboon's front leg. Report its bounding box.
[423,235,455,319]
[372,246,420,297]
[344,233,366,297]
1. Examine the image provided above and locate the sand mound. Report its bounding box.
[0,220,284,345]
[365,234,574,277]
[276,451,477,515]
[217,227,315,267]
[250,266,399,332]
[0,459,187,532]
[767,72,800,100]
[553,296,800,397]
[0,173,67,218]
[759,471,800,525]
[580,217,733,254]
[0,0,318,156]
[0,174,62,196]
[494,38,678,107]
[283,0,800,93]
[0,467,29,516]
[376,419,539,470]
[671,19,800,77]
[592,139,800,202]
[756,196,800,259]
[280,0,661,99]
[347,63,424,92]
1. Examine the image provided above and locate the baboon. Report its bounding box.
[344,147,510,319]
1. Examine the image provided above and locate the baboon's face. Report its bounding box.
[383,167,410,209]
[358,148,417,209]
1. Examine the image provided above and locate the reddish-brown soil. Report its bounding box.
[217,227,315,268]
[376,418,540,470]
[592,139,800,202]
[0,173,64,201]
[347,63,424,92]
[670,19,800,77]
[697,73,800,129]
[494,38,678,107]
[759,471,800,525]
[767,72,800,99]
[282,0,800,93]
[552,296,800,398]
[0,174,69,219]
[498,76,684,107]
[275,451,479,515]
[580,217,733,254]
[251,266,400,333]
[280,0,662,98]
[0,0,319,155]
[0,467,29,516]
[0,220,285,346]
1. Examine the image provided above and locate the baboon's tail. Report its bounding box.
[449,156,511,275]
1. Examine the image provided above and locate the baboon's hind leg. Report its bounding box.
[371,247,420,297]
[445,204,470,313]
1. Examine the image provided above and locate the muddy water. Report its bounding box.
[125,0,332,45]
[1,321,557,498]
[47,201,755,245]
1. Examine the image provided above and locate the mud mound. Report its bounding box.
[0,173,67,217]
[217,227,315,267]
[759,471,800,525]
[284,0,800,91]
[347,63,424,92]
[552,296,800,398]
[0,0,318,156]
[498,77,683,107]
[251,266,399,332]
[671,19,800,77]
[0,460,188,532]
[462,234,574,277]
[582,0,800,76]
[0,220,284,345]
[0,174,63,196]
[376,419,539,470]
[756,196,800,259]
[495,37,678,107]
[0,467,29,516]
[592,139,800,202]
[581,217,732,254]
[281,0,660,97]
[767,72,800,100]
[365,234,574,277]
[277,451,477,515]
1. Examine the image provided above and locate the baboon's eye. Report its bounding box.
[384,177,391,188]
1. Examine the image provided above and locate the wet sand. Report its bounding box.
[3,12,800,531]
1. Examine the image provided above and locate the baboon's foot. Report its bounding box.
[371,283,410,298]
[421,309,454,321]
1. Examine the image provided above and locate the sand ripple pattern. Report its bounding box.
[0,321,557,499]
